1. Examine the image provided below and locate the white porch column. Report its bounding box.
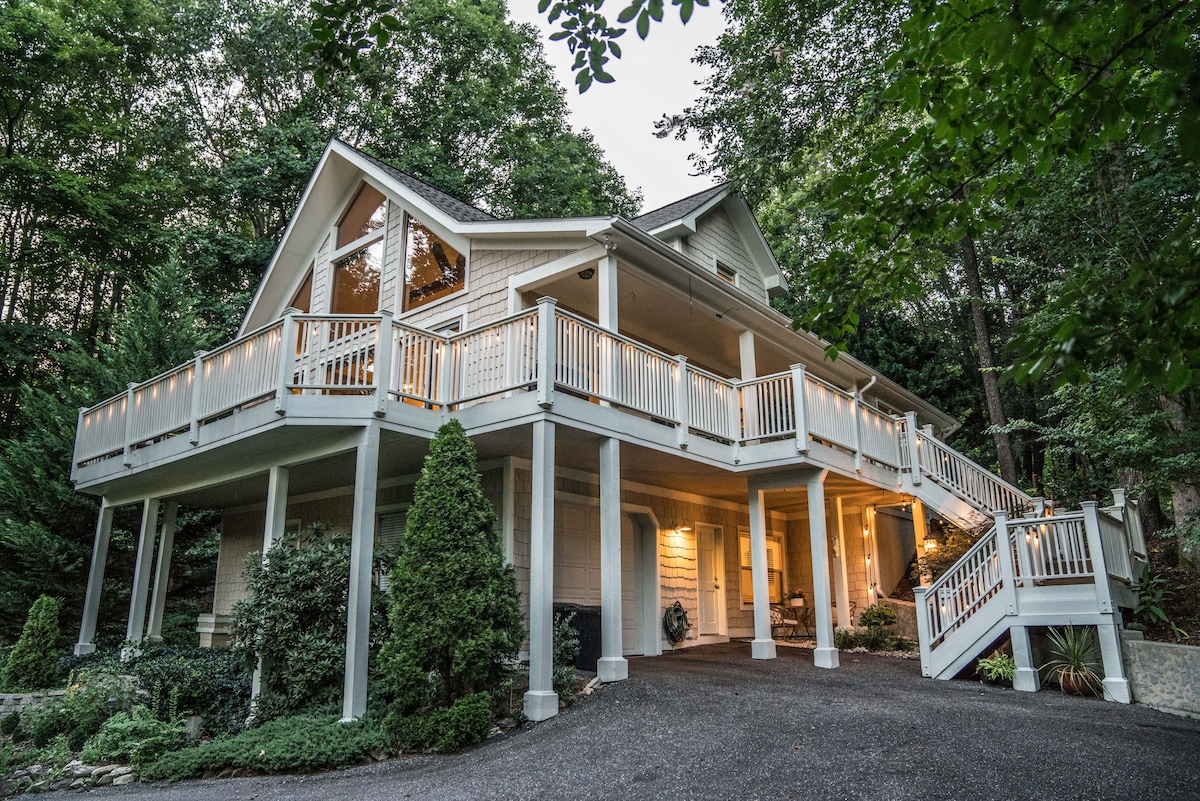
[598,252,618,331]
[262,465,291,555]
[253,465,291,701]
[75,501,115,656]
[126,498,160,644]
[832,496,852,629]
[524,419,559,721]
[748,485,776,660]
[912,498,931,584]
[146,500,179,642]
[1010,625,1041,692]
[1096,621,1133,703]
[597,437,628,682]
[807,472,839,668]
[342,424,380,722]
[738,330,756,380]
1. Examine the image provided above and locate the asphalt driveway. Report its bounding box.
[68,642,1200,800]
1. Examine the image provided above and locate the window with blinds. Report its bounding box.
[739,532,784,605]
[376,510,407,592]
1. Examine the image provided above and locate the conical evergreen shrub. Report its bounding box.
[3,595,63,691]
[382,420,523,716]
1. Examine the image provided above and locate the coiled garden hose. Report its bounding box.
[662,601,689,644]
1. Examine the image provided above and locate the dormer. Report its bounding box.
[631,185,787,303]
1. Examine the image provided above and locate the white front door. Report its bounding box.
[696,523,723,636]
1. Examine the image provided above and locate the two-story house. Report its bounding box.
[70,140,1144,723]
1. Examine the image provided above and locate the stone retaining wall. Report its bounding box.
[881,598,919,641]
[1122,635,1200,718]
[1,690,67,717]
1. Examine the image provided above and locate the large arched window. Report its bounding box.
[403,217,465,311]
[331,184,386,314]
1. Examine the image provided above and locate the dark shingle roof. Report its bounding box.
[343,143,497,223]
[631,183,729,232]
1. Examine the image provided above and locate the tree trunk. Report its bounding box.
[1159,394,1200,562]
[959,233,1019,486]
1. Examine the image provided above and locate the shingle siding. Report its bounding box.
[685,207,767,302]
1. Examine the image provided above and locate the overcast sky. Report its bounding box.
[508,3,728,213]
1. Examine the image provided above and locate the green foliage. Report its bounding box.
[230,524,388,718]
[81,707,184,769]
[382,420,523,714]
[2,595,63,691]
[385,691,492,752]
[139,714,387,782]
[127,644,252,736]
[857,604,897,630]
[833,626,914,653]
[1132,565,1189,642]
[975,650,1016,684]
[1042,626,1103,696]
[19,672,133,752]
[552,612,581,696]
[0,709,21,737]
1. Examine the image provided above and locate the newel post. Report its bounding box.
[993,510,1019,615]
[790,364,808,453]
[904,411,922,485]
[1081,502,1114,613]
[374,311,394,417]
[536,297,557,409]
[912,586,931,677]
[275,309,299,416]
[189,351,206,444]
[675,356,689,449]
[122,383,136,467]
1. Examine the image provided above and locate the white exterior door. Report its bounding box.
[554,503,644,655]
[696,524,723,635]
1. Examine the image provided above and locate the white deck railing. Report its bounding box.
[917,501,1134,656]
[68,298,1021,491]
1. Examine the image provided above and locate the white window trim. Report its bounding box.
[397,211,471,316]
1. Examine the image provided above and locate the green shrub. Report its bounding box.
[976,650,1016,683]
[382,421,523,717]
[858,604,898,629]
[82,707,184,768]
[385,691,492,752]
[0,710,20,737]
[552,612,580,696]
[2,595,63,691]
[21,672,133,751]
[230,525,388,717]
[139,714,387,782]
[128,644,252,736]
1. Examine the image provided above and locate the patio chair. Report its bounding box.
[770,605,800,637]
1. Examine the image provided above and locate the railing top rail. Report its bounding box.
[685,363,737,388]
[924,525,999,596]
[290,313,384,323]
[800,370,857,401]
[445,306,539,343]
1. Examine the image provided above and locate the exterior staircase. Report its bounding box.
[900,424,1147,701]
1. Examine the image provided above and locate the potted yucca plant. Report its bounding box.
[1042,626,1102,697]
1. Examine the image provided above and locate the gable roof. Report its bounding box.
[631,183,729,232]
[347,144,497,223]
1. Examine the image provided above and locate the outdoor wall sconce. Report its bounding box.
[577,267,596,280]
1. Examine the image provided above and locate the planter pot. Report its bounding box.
[1059,673,1097,697]
[788,598,806,607]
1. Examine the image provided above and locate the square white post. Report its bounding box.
[253,465,291,701]
[373,310,394,416]
[275,310,299,414]
[75,501,115,656]
[1010,625,1041,692]
[674,356,689,449]
[126,498,160,645]
[748,485,776,660]
[833,496,852,629]
[536,297,557,409]
[146,500,179,642]
[904,411,922,486]
[790,364,808,453]
[342,424,380,722]
[597,437,628,682]
[913,586,931,676]
[807,472,839,668]
[524,419,559,720]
